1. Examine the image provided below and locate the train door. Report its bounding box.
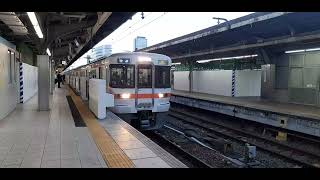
[86,70,89,99]
[99,66,102,79]
[136,64,153,110]
[78,74,81,93]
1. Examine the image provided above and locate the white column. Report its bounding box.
[37,55,50,111]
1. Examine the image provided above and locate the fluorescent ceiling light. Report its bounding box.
[196,54,258,63]
[27,12,43,38]
[285,47,320,54]
[285,49,305,54]
[46,48,51,56]
[197,60,212,64]
[306,48,320,52]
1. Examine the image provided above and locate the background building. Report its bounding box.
[91,44,112,62]
[134,36,147,51]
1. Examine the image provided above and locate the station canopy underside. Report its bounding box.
[138,12,320,63]
[0,12,135,68]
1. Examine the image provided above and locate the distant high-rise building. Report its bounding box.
[134,36,147,51]
[91,44,112,62]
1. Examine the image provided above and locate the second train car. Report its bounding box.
[65,52,172,130]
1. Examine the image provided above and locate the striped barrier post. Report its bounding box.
[19,62,23,103]
[231,69,235,97]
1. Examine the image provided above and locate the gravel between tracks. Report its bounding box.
[163,114,299,168]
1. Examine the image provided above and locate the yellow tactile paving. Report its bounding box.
[68,87,134,168]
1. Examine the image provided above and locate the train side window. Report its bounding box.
[89,69,97,78]
[138,65,152,88]
[155,66,171,88]
[110,64,135,88]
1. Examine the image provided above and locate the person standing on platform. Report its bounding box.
[57,73,62,88]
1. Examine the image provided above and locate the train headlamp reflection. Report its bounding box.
[120,93,131,99]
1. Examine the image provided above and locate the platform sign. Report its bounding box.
[117,58,130,64]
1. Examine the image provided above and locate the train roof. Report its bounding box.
[64,52,171,73]
[109,52,171,59]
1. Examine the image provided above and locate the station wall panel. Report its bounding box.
[192,70,233,96]
[173,71,189,91]
[235,70,261,97]
[0,43,18,120]
[22,63,38,103]
[174,69,261,97]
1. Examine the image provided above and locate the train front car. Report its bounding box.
[107,52,171,130]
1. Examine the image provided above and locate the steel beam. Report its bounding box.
[170,31,320,60]
[141,12,291,52]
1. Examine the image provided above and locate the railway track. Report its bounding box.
[145,130,213,168]
[169,107,320,168]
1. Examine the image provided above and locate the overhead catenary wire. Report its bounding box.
[111,12,153,40]
[72,12,166,68]
[112,12,168,45]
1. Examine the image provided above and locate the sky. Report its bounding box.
[69,12,253,69]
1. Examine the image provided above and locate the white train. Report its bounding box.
[65,52,172,130]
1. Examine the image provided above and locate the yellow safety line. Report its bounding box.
[68,87,134,168]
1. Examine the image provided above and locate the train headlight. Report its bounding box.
[158,93,164,98]
[120,93,131,99]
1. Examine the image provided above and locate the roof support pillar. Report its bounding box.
[187,60,194,93]
[37,55,50,111]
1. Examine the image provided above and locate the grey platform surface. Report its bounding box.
[172,90,320,120]
[98,112,187,168]
[0,86,106,168]
[0,85,187,168]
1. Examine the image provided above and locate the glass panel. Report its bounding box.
[138,65,152,88]
[289,54,304,67]
[155,66,171,88]
[305,53,320,66]
[289,68,303,88]
[110,64,134,88]
[303,67,320,89]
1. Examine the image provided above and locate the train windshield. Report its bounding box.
[110,64,135,88]
[155,66,171,88]
[138,65,152,88]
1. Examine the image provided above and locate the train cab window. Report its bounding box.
[138,65,152,88]
[155,66,171,88]
[110,64,135,88]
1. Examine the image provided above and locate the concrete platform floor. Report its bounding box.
[0,85,186,168]
[0,86,106,168]
[172,90,320,120]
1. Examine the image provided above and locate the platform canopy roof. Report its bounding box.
[0,12,135,68]
[138,12,320,63]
